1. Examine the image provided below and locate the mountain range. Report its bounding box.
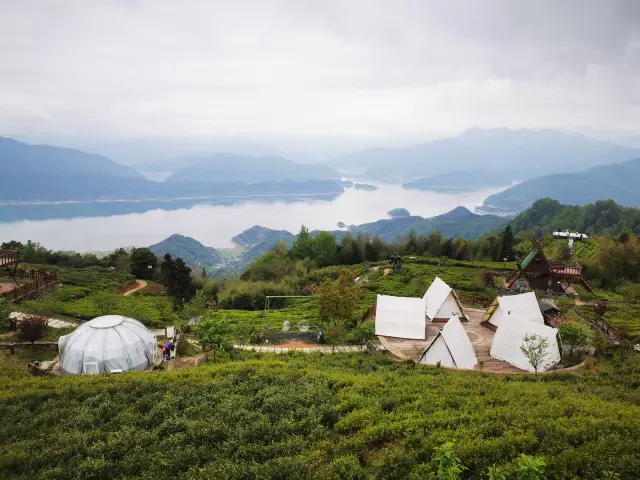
[333,128,640,181]
[480,158,640,213]
[0,137,343,202]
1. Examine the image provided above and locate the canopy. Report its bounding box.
[418,316,477,369]
[375,294,426,339]
[423,276,465,320]
[490,318,561,372]
[59,315,157,375]
[485,292,544,328]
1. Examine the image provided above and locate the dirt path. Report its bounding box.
[123,279,148,296]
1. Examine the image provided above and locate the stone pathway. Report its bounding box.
[233,344,385,354]
[10,312,76,329]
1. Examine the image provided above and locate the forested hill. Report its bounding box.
[334,206,508,241]
[481,158,640,213]
[507,198,640,236]
[149,234,222,269]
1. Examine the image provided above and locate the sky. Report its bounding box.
[1,0,639,150]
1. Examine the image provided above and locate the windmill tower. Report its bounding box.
[552,230,588,256]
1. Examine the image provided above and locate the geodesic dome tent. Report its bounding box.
[58,315,157,375]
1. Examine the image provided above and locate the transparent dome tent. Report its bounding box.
[58,315,157,375]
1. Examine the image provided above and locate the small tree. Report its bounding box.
[0,297,12,332]
[558,322,592,356]
[520,333,550,374]
[129,248,157,279]
[19,315,48,343]
[161,254,195,306]
[195,316,234,362]
[318,269,362,326]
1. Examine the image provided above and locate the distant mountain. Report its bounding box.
[388,208,410,218]
[149,234,222,269]
[403,170,515,192]
[480,158,640,213]
[232,226,296,262]
[167,154,339,183]
[333,128,640,181]
[0,136,141,178]
[338,206,508,241]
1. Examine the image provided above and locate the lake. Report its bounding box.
[0,182,509,251]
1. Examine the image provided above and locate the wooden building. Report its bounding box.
[505,238,592,294]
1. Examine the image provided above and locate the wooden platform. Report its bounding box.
[379,307,524,373]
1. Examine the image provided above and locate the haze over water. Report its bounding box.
[0,182,509,252]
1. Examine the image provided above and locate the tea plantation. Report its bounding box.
[1,351,639,479]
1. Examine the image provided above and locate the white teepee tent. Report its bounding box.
[375,294,427,340]
[423,276,466,321]
[490,317,561,372]
[418,315,477,369]
[482,291,544,329]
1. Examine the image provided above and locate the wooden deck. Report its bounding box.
[379,307,524,373]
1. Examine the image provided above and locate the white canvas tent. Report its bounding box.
[418,315,477,369]
[482,292,544,329]
[423,276,466,321]
[490,318,561,372]
[375,294,427,340]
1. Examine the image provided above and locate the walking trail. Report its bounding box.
[122,279,148,296]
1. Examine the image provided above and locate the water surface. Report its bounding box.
[0,182,509,251]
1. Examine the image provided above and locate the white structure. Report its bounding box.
[418,315,477,369]
[490,318,561,372]
[375,294,426,340]
[423,276,465,321]
[58,315,157,375]
[482,292,544,329]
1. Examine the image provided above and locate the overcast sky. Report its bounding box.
[1,0,639,146]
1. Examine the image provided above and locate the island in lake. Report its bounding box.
[388,208,410,218]
[353,183,378,191]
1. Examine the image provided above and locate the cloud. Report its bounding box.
[0,0,638,142]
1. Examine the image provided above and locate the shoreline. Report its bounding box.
[0,190,343,207]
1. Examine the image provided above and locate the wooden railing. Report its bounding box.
[0,267,49,279]
[0,272,57,301]
[0,250,19,268]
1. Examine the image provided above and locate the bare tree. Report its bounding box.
[520,333,549,374]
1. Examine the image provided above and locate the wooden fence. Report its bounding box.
[0,250,19,268]
[0,272,57,301]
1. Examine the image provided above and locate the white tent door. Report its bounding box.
[419,335,456,367]
[434,293,463,320]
